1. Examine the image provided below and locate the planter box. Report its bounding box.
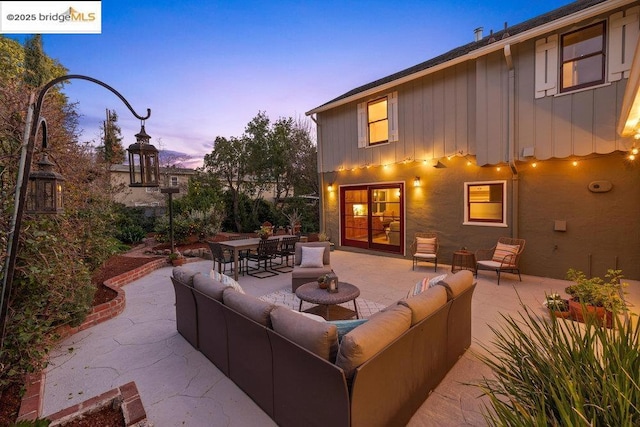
[568,298,613,328]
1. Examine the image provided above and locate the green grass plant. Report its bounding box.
[473,303,639,426]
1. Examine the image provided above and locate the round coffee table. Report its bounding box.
[295,282,360,320]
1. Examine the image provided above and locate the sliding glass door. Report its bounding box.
[340,183,403,253]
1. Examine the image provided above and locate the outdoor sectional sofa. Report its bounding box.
[170,266,476,427]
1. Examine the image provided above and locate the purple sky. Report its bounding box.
[12,0,573,166]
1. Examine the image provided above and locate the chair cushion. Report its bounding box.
[492,242,519,265]
[193,273,227,301]
[408,273,447,298]
[222,288,275,327]
[211,270,245,294]
[398,285,448,326]
[270,307,338,362]
[413,253,437,260]
[299,246,325,268]
[335,304,411,379]
[415,236,436,254]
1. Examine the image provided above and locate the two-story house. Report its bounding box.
[306,0,640,280]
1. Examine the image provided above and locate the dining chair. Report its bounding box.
[247,239,279,278]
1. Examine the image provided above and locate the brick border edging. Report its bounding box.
[16,256,175,423]
[46,381,146,426]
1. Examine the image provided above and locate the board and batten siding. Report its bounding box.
[317,62,475,173]
[317,6,636,173]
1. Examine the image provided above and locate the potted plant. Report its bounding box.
[169,251,186,266]
[284,209,303,236]
[256,225,272,240]
[564,268,628,328]
[543,293,570,318]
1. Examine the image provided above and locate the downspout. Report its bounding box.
[504,44,519,238]
[309,114,326,233]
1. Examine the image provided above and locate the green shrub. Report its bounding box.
[473,304,640,426]
[116,224,146,244]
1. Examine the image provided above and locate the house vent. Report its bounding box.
[474,27,483,42]
[502,22,510,39]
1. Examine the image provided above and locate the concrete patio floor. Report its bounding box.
[41,250,640,426]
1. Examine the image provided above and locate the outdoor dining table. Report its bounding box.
[220,235,295,281]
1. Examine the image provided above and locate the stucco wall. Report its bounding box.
[321,152,640,280]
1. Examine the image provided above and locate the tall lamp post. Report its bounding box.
[0,75,160,349]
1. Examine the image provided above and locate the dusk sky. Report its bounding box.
[13,0,573,166]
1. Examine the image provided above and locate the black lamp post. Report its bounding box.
[0,74,159,349]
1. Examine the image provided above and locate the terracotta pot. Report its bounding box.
[548,308,572,319]
[171,258,187,266]
[568,298,613,328]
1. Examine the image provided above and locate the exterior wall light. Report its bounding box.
[413,176,421,187]
[327,183,334,192]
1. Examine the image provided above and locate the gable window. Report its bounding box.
[367,98,388,144]
[170,176,179,187]
[464,181,507,227]
[357,91,398,147]
[561,22,605,92]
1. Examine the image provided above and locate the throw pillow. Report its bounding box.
[299,246,325,268]
[492,242,519,265]
[328,318,368,342]
[408,273,447,298]
[210,269,245,294]
[415,236,436,254]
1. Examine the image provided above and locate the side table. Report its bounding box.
[295,282,360,320]
[451,250,476,273]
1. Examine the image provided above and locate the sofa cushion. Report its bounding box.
[408,273,447,298]
[223,288,275,327]
[172,266,199,287]
[335,304,411,379]
[328,318,368,342]
[193,273,227,301]
[270,307,339,362]
[292,265,332,279]
[210,270,245,294]
[439,270,474,300]
[299,246,325,268]
[398,285,448,326]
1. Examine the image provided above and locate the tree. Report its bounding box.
[202,135,253,231]
[97,109,125,164]
[202,112,318,232]
[0,35,123,390]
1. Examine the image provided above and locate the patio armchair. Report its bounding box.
[475,237,525,285]
[410,232,439,271]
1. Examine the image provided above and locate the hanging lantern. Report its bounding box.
[26,151,65,214]
[127,124,160,187]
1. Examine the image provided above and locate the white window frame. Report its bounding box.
[170,176,179,187]
[535,7,640,99]
[463,180,508,227]
[357,91,398,147]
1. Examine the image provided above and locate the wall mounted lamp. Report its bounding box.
[327,183,334,192]
[413,176,421,187]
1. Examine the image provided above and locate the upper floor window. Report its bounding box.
[170,176,179,187]
[561,22,606,92]
[464,181,507,227]
[367,98,388,144]
[357,91,398,147]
